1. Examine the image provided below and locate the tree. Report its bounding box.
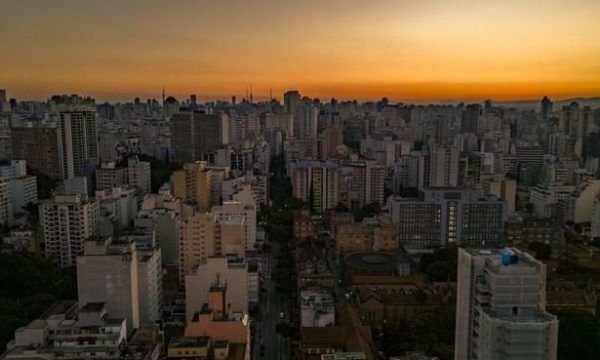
[420,246,458,282]
[354,203,381,222]
[556,310,600,360]
[0,253,74,351]
[528,241,552,260]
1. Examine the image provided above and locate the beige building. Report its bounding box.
[172,161,213,211]
[178,212,218,283]
[77,237,162,331]
[482,174,517,215]
[228,185,257,250]
[336,216,399,255]
[185,257,251,320]
[178,210,246,284]
[183,284,250,360]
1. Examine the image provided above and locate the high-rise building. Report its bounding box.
[215,187,257,251]
[58,109,98,179]
[11,125,63,179]
[77,237,162,331]
[516,145,544,184]
[389,188,505,248]
[178,212,219,283]
[343,160,386,208]
[290,161,341,213]
[39,193,99,267]
[541,96,553,123]
[96,156,151,193]
[171,112,228,163]
[284,90,301,115]
[454,248,558,360]
[462,104,481,134]
[9,174,38,215]
[0,178,12,224]
[171,161,213,211]
[428,146,460,187]
[0,89,7,112]
[561,101,581,138]
[482,175,517,215]
[126,156,151,193]
[293,98,319,139]
[96,162,127,191]
[135,191,183,266]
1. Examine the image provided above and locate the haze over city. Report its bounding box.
[2,0,600,102]
[2,1,600,360]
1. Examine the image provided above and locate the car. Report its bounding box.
[279,312,285,319]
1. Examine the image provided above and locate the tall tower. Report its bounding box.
[541,96,553,123]
[284,90,301,114]
[58,109,98,179]
[171,112,225,163]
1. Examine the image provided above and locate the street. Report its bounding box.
[253,240,291,360]
[324,234,348,306]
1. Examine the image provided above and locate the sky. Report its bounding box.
[1,0,600,102]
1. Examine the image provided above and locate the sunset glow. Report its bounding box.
[2,0,600,101]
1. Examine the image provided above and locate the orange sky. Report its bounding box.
[1,0,600,102]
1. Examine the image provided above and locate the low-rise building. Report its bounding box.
[301,290,335,327]
[336,215,398,254]
[295,209,316,241]
[300,305,375,360]
[296,239,335,290]
[184,284,250,360]
[505,213,565,247]
[185,257,253,320]
[3,301,127,360]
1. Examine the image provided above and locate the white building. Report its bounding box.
[3,301,127,360]
[40,193,99,268]
[454,248,558,360]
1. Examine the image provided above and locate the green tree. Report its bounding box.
[556,310,600,360]
[420,246,458,282]
[0,253,74,351]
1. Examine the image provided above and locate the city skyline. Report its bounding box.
[2,0,600,102]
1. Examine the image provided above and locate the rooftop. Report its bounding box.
[169,336,210,348]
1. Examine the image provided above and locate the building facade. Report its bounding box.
[454,248,558,360]
[40,193,99,267]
